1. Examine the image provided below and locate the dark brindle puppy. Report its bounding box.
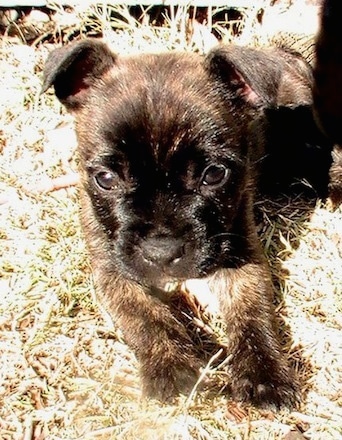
[42,39,311,408]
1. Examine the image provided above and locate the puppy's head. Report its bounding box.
[42,40,272,287]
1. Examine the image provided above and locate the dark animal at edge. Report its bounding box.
[313,0,342,205]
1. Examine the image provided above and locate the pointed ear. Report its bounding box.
[41,38,117,110]
[205,45,276,106]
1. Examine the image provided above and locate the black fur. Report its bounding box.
[313,0,342,205]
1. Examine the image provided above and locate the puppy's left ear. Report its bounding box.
[41,38,117,110]
[205,45,276,106]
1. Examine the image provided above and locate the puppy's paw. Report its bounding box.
[231,373,299,409]
[140,356,201,402]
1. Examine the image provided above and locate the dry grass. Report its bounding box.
[0,3,341,440]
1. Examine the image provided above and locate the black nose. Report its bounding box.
[140,235,184,267]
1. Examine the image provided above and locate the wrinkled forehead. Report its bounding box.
[93,111,211,177]
[77,53,242,168]
[86,68,215,137]
[101,53,216,123]
[100,103,235,173]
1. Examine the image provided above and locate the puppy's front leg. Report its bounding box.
[95,272,202,402]
[208,263,299,409]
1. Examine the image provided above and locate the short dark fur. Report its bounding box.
[314,0,342,204]
[314,0,342,143]
[42,39,316,408]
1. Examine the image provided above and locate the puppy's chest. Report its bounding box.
[163,278,229,352]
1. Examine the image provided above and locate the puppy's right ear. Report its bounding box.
[41,38,117,110]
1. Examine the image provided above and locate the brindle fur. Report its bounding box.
[42,39,318,408]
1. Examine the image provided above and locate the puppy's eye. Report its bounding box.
[94,170,116,190]
[201,164,229,188]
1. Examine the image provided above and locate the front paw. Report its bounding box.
[230,371,300,409]
[140,355,202,402]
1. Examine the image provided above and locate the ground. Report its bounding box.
[0,3,341,440]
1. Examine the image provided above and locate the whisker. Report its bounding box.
[208,231,243,241]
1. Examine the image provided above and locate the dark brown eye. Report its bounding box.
[201,164,229,187]
[94,170,116,190]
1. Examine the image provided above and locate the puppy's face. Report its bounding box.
[42,41,261,287]
[80,55,256,286]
